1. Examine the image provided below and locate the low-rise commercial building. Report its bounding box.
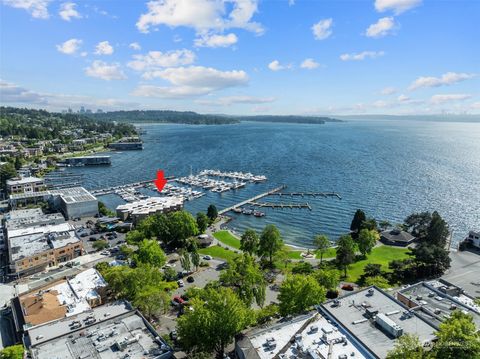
[5,209,83,277]
[6,177,46,195]
[12,268,107,331]
[109,137,143,150]
[25,300,173,359]
[116,196,183,224]
[319,286,437,359]
[236,311,372,359]
[50,187,99,219]
[397,280,480,329]
[64,156,111,166]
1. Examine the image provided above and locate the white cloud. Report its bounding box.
[409,72,476,90]
[2,0,52,19]
[136,0,263,35]
[365,17,396,38]
[430,94,471,105]
[0,80,138,110]
[85,61,126,80]
[381,87,396,95]
[268,60,291,71]
[132,65,248,98]
[128,49,196,73]
[94,41,114,55]
[374,0,422,14]
[312,18,333,40]
[129,42,141,51]
[56,38,82,55]
[471,102,480,110]
[59,2,81,21]
[300,58,320,70]
[340,51,385,61]
[397,94,410,102]
[196,95,275,106]
[288,0,295,5]
[194,33,238,48]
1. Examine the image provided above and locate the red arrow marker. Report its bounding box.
[154,170,168,192]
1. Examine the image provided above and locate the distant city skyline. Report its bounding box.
[0,0,479,115]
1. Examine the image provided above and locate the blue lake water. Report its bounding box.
[60,120,480,248]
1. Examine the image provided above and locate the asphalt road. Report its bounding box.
[443,250,480,298]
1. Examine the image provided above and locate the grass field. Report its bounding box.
[345,245,411,282]
[213,231,241,249]
[199,245,240,262]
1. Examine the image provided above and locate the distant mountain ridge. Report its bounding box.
[86,110,340,125]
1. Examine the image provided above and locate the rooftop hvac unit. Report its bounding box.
[375,313,403,338]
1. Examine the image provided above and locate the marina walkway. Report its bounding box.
[218,185,287,215]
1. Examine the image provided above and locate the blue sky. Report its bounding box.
[1,0,479,115]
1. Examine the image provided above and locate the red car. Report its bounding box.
[172,296,185,305]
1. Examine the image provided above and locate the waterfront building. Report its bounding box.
[236,311,371,359]
[12,268,107,331]
[109,137,143,150]
[5,210,83,277]
[465,230,480,248]
[380,228,416,247]
[319,286,437,359]
[63,155,111,166]
[24,300,173,359]
[6,176,46,195]
[50,187,99,219]
[116,197,183,224]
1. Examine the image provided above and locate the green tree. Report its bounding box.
[98,201,114,217]
[132,285,170,318]
[404,212,432,239]
[362,217,378,231]
[125,230,145,245]
[196,212,209,233]
[426,211,449,247]
[177,287,252,358]
[278,274,326,316]
[0,345,24,359]
[258,224,284,266]
[14,157,22,170]
[220,254,266,307]
[386,334,427,359]
[313,234,330,265]
[134,239,167,268]
[240,229,259,255]
[350,209,366,237]
[379,220,391,231]
[313,269,340,290]
[357,229,379,257]
[163,266,177,282]
[336,234,356,277]
[0,162,17,190]
[181,251,192,272]
[207,204,218,222]
[191,247,200,271]
[93,239,109,251]
[363,263,382,278]
[434,310,480,359]
[254,304,280,325]
[167,211,199,248]
[364,276,390,289]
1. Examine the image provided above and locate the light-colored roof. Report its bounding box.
[6,176,44,185]
[320,286,437,359]
[50,187,97,204]
[117,196,183,216]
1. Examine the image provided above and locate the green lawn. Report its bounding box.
[199,245,240,262]
[213,230,241,249]
[345,245,411,282]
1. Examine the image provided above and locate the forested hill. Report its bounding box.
[0,107,136,140]
[236,115,341,124]
[87,110,340,125]
[86,110,239,125]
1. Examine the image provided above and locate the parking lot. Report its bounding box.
[443,250,480,298]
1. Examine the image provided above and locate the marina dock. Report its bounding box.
[90,177,174,196]
[269,192,342,199]
[250,201,312,210]
[219,185,287,215]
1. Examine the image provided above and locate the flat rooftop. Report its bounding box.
[50,187,97,204]
[398,281,480,329]
[116,196,183,216]
[5,208,65,229]
[443,250,480,298]
[28,301,172,359]
[8,222,80,262]
[320,287,437,359]
[19,269,107,328]
[239,312,371,359]
[6,176,44,185]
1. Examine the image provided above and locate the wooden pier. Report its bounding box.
[218,185,287,215]
[269,192,342,200]
[249,201,312,210]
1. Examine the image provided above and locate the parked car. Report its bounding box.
[203,255,212,260]
[89,236,97,241]
[186,276,195,283]
[172,296,185,305]
[80,232,89,238]
[169,330,178,341]
[177,280,185,287]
